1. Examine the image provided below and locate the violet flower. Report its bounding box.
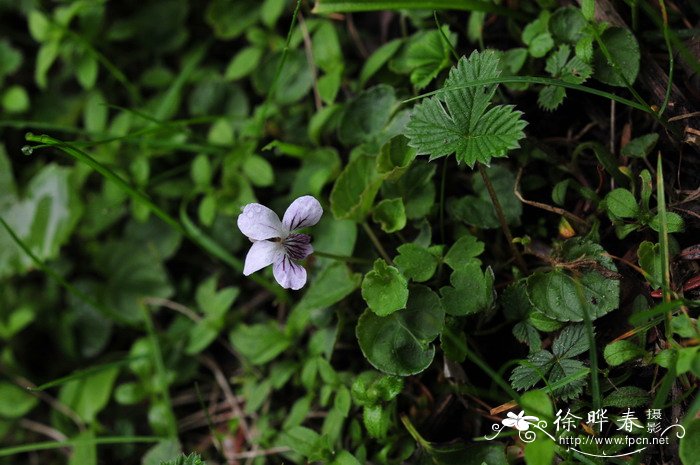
[237,195,323,290]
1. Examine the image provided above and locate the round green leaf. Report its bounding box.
[2,85,29,113]
[356,285,444,376]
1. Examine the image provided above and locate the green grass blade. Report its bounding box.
[30,356,148,392]
[0,436,161,457]
[404,76,656,116]
[312,0,524,18]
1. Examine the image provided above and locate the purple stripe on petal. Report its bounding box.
[283,234,312,260]
[273,255,308,290]
[282,196,323,231]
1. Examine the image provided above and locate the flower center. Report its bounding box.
[282,233,311,260]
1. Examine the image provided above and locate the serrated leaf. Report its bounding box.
[510,350,554,390]
[602,386,649,408]
[405,50,527,167]
[552,324,590,359]
[548,358,587,400]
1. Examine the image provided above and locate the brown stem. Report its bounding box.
[477,163,528,273]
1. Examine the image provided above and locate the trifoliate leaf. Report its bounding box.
[539,45,592,111]
[405,50,527,167]
[522,11,554,58]
[361,259,409,316]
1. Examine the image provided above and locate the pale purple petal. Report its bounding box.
[273,255,308,290]
[237,203,288,241]
[243,240,285,276]
[282,196,323,231]
[283,234,313,260]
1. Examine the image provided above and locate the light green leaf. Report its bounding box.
[405,50,527,167]
[638,241,663,289]
[0,164,83,279]
[224,46,263,81]
[604,340,645,366]
[522,11,554,58]
[649,211,684,233]
[356,285,444,376]
[359,39,403,87]
[58,366,120,423]
[372,198,406,233]
[395,27,456,90]
[0,381,39,418]
[2,85,29,113]
[361,259,409,316]
[230,322,291,365]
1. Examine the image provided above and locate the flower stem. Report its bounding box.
[313,250,372,264]
[362,222,394,265]
[477,163,527,273]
